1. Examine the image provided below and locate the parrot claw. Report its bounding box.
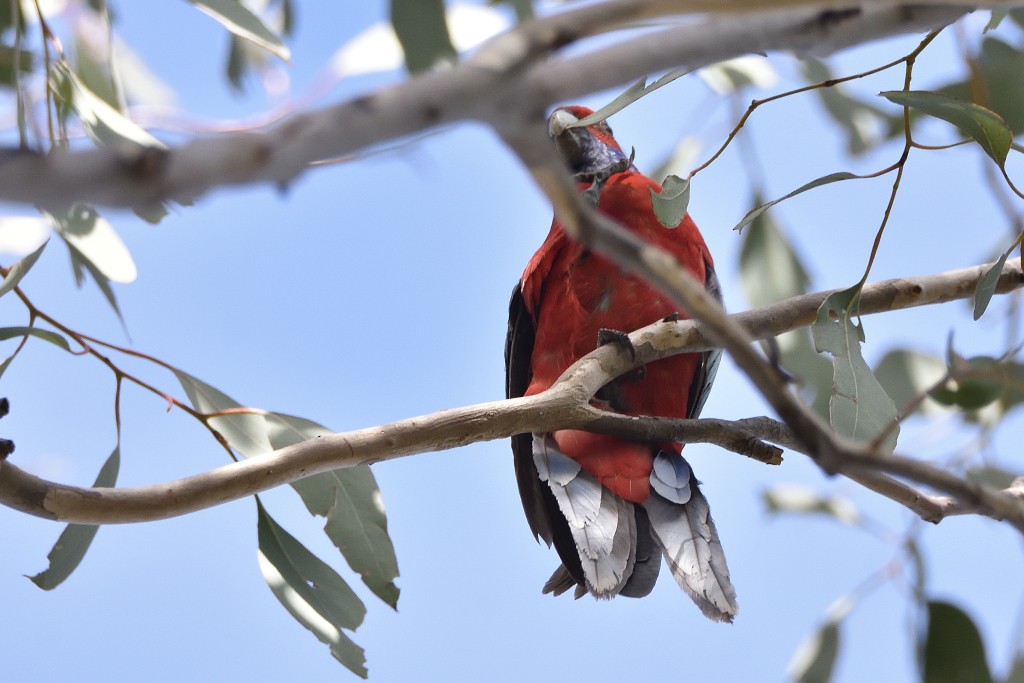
[597,328,636,361]
[662,312,679,323]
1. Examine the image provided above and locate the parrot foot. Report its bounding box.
[662,312,679,323]
[597,328,636,361]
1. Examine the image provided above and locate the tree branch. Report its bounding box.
[0,0,989,211]
[1,258,1021,525]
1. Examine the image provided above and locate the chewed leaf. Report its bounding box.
[186,0,290,61]
[881,90,1012,167]
[650,175,690,228]
[735,172,867,232]
[28,446,120,590]
[812,287,900,452]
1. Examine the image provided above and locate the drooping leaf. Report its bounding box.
[186,0,290,61]
[735,172,867,232]
[650,175,690,228]
[50,205,137,285]
[65,239,124,323]
[0,326,72,352]
[812,287,900,452]
[174,370,273,457]
[257,502,368,678]
[874,349,947,415]
[0,240,48,299]
[802,58,885,155]
[739,202,833,416]
[930,355,1005,410]
[390,0,456,74]
[763,484,859,525]
[74,28,121,111]
[268,413,401,609]
[49,59,165,153]
[975,233,1021,320]
[923,601,994,683]
[881,90,1012,167]
[975,253,1009,320]
[787,597,853,683]
[28,446,120,590]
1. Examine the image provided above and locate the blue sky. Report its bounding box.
[1,3,1022,682]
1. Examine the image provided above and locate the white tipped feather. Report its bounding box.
[533,435,636,597]
[644,483,738,621]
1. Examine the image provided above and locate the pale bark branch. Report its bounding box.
[0,0,996,211]
[1,258,1021,525]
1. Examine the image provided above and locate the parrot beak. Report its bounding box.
[548,109,627,178]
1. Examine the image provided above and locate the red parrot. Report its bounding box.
[505,105,737,621]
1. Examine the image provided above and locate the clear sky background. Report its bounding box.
[1,3,1022,682]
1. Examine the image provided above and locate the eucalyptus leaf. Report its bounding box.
[735,172,867,232]
[650,175,690,228]
[812,287,900,452]
[174,370,273,457]
[28,447,120,590]
[570,67,691,129]
[390,0,456,73]
[923,601,994,683]
[0,326,72,352]
[186,0,290,61]
[763,485,859,525]
[881,90,1012,167]
[272,411,400,609]
[874,349,947,415]
[257,503,368,678]
[0,240,47,299]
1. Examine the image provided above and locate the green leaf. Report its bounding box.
[269,414,400,609]
[974,254,1008,321]
[966,465,1021,490]
[390,0,456,74]
[186,0,290,61]
[874,349,947,415]
[257,502,368,678]
[1006,653,1024,683]
[812,287,900,452]
[0,326,72,352]
[0,240,48,299]
[930,355,1005,410]
[985,8,1008,32]
[50,60,165,153]
[650,175,690,228]
[28,446,120,590]
[74,31,121,111]
[923,601,994,683]
[787,597,853,683]
[881,90,1012,167]
[739,199,810,308]
[975,233,1022,320]
[735,172,867,232]
[174,370,273,457]
[49,205,136,284]
[763,484,859,525]
[0,46,34,87]
[570,67,691,130]
[802,58,885,155]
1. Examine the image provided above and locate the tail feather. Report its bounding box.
[533,436,635,597]
[644,476,738,621]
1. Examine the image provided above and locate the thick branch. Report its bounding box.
[0,1,988,210]
[1,258,1020,525]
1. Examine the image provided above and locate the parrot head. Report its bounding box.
[548,105,631,179]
